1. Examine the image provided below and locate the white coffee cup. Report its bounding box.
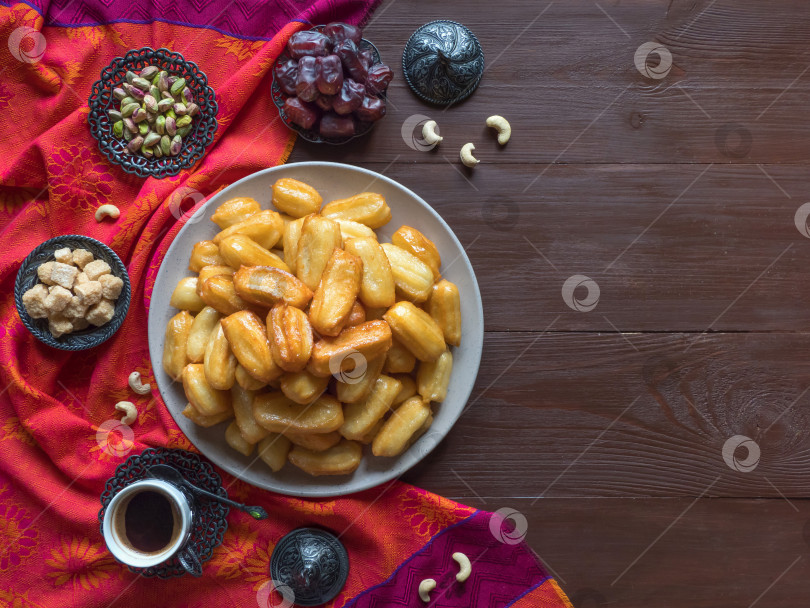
[102,479,193,569]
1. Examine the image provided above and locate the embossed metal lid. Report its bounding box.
[402,20,484,106]
[269,528,349,606]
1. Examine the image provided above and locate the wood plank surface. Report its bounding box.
[461,498,810,608]
[286,0,810,604]
[401,332,810,498]
[287,0,810,165]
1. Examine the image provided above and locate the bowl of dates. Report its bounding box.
[272,23,394,144]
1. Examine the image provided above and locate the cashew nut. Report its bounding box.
[128,371,151,395]
[486,115,511,145]
[418,578,436,603]
[115,401,138,425]
[459,143,479,168]
[453,552,472,582]
[95,204,120,222]
[421,120,443,145]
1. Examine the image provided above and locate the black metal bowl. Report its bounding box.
[15,235,131,350]
[271,26,383,145]
[88,47,218,179]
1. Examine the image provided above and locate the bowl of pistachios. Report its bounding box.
[88,47,218,179]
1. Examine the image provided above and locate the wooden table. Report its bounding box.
[290,1,810,605]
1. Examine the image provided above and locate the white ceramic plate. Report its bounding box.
[147,162,484,497]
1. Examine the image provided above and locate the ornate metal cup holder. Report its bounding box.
[98,448,229,578]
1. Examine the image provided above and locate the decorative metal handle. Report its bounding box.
[177,545,203,577]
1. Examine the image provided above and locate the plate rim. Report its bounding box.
[147,161,484,497]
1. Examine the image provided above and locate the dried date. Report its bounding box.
[287,31,330,59]
[316,54,344,95]
[335,39,368,83]
[320,113,356,138]
[296,56,320,102]
[274,59,298,96]
[323,22,361,44]
[332,78,365,115]
[284,97,319,130]
[366,63,393,95]
[354,96,386,122]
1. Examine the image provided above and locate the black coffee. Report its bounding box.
[115,490,178,553]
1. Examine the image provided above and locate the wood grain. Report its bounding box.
[459,498,810,608]
[402,332,810,498]
[286,0,810,165]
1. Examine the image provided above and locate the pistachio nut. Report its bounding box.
[127,136,144,152]
[139,65,158,80]
[125,70,137,84]
[156,115,166,135]
[128,86,146,100]
[121,82,144,101]
[149,85,160,100]
[182,87,193,103]
[158,71,169,92]
[141,145,154,158]
[167,75,178,87]
[157,98,173,113]
[165,116,177,136]
[132,77,152,91]
[166,108,177,120]
[161,90,173,100]
[154,145,163,158]
[121,102,139,118]
[143,95,158,113]
[132,107,148,123]
[185,102,200,117]
[120,96,137,107]
[107,109,123,122]
[177,125,192,137]
[138,121,149,136]
[170,77,187,97]
[123,117,137,133]
[160,134,171,156]
[143,131,161,147]
[175,115,192,128]
[170,134,183,156]
[123,127,134,142]
[173,103,187,115]
[113,87,127,101]
[113,120,124,138]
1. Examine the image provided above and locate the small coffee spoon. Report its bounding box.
[147,464,268,520]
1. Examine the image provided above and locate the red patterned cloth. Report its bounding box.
[0,1,573,606]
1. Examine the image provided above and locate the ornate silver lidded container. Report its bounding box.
[402,20,485,106]
[269,527,349,606]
